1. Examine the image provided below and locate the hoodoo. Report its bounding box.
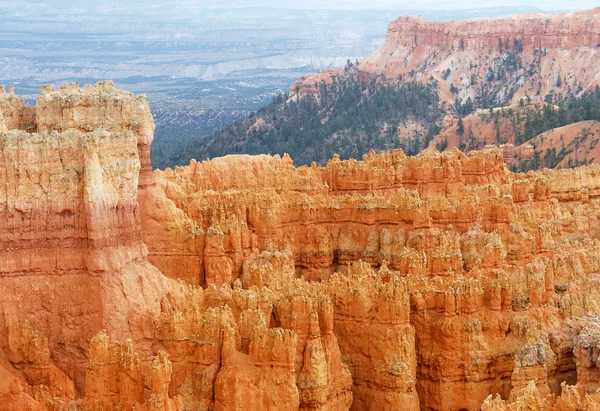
[3,77,600,409]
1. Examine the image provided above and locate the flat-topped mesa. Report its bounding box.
[387,9,600,51]
[294,7,600,106]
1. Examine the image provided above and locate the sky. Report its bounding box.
[198,0,597,10]
[2,0,598,14]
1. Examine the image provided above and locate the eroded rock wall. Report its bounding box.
[3,83,600,410]
[0,82,174,408]
[292,8,600,107]
[145,147,600,409]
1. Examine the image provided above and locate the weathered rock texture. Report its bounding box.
[3,83,600,410]
[427,104,600,171]
[292,8,600,107]
[144,147,600,410]
[0,82,177,410]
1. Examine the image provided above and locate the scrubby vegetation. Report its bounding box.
[155,72,444,166]
[517,88,600,145]
[151,58,600,170]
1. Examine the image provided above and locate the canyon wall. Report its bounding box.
[146,146,600,409]
[292,8,600,107]
[0,81,170,391]
[384,10,600,51]
[3,83,600,410]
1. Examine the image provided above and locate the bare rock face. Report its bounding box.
[292,8,600,107]
[427,104,600,171]
[35,80,156,188]
[383,9,600,51]
[5,83,600,410]
[0,86,28,130]
[145,145,600,409]
[0,82,173,409]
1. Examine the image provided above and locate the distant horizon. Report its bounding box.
[0,1,595,17]
[173,4,593,11]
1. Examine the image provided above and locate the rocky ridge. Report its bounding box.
[293,8,600,107]
[173,8,600,172]
[426,103,600,171]
[2,83,600,410]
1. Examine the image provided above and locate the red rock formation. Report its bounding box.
[6,320,75,401]
[0,82,174,406]
[145,146,600,409]
[292,8,600,106]
[384,10,600,51]
[83,331,145,410]
[427,104,600,171]
[35,81,156,188]
[427,103,545,152]
[5,83,600,410]
[0,86,27,130]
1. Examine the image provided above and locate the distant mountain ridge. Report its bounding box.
[293,7,600,107]
[159,7,600,169]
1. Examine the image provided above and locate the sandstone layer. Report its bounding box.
[145,147,600,410]
[2,83,600,410]
[292,8,600,107]
[427,103,600,171]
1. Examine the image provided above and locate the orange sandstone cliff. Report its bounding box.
[292,8,600,107]
[426,104,600,171]
[3,83,600,410]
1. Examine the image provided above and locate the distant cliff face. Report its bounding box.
[155,8,600,171]
[384,9,600,50]
[293,8,600,107]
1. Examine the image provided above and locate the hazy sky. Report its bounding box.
[199,0,597,10]
[2,0,598,14]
